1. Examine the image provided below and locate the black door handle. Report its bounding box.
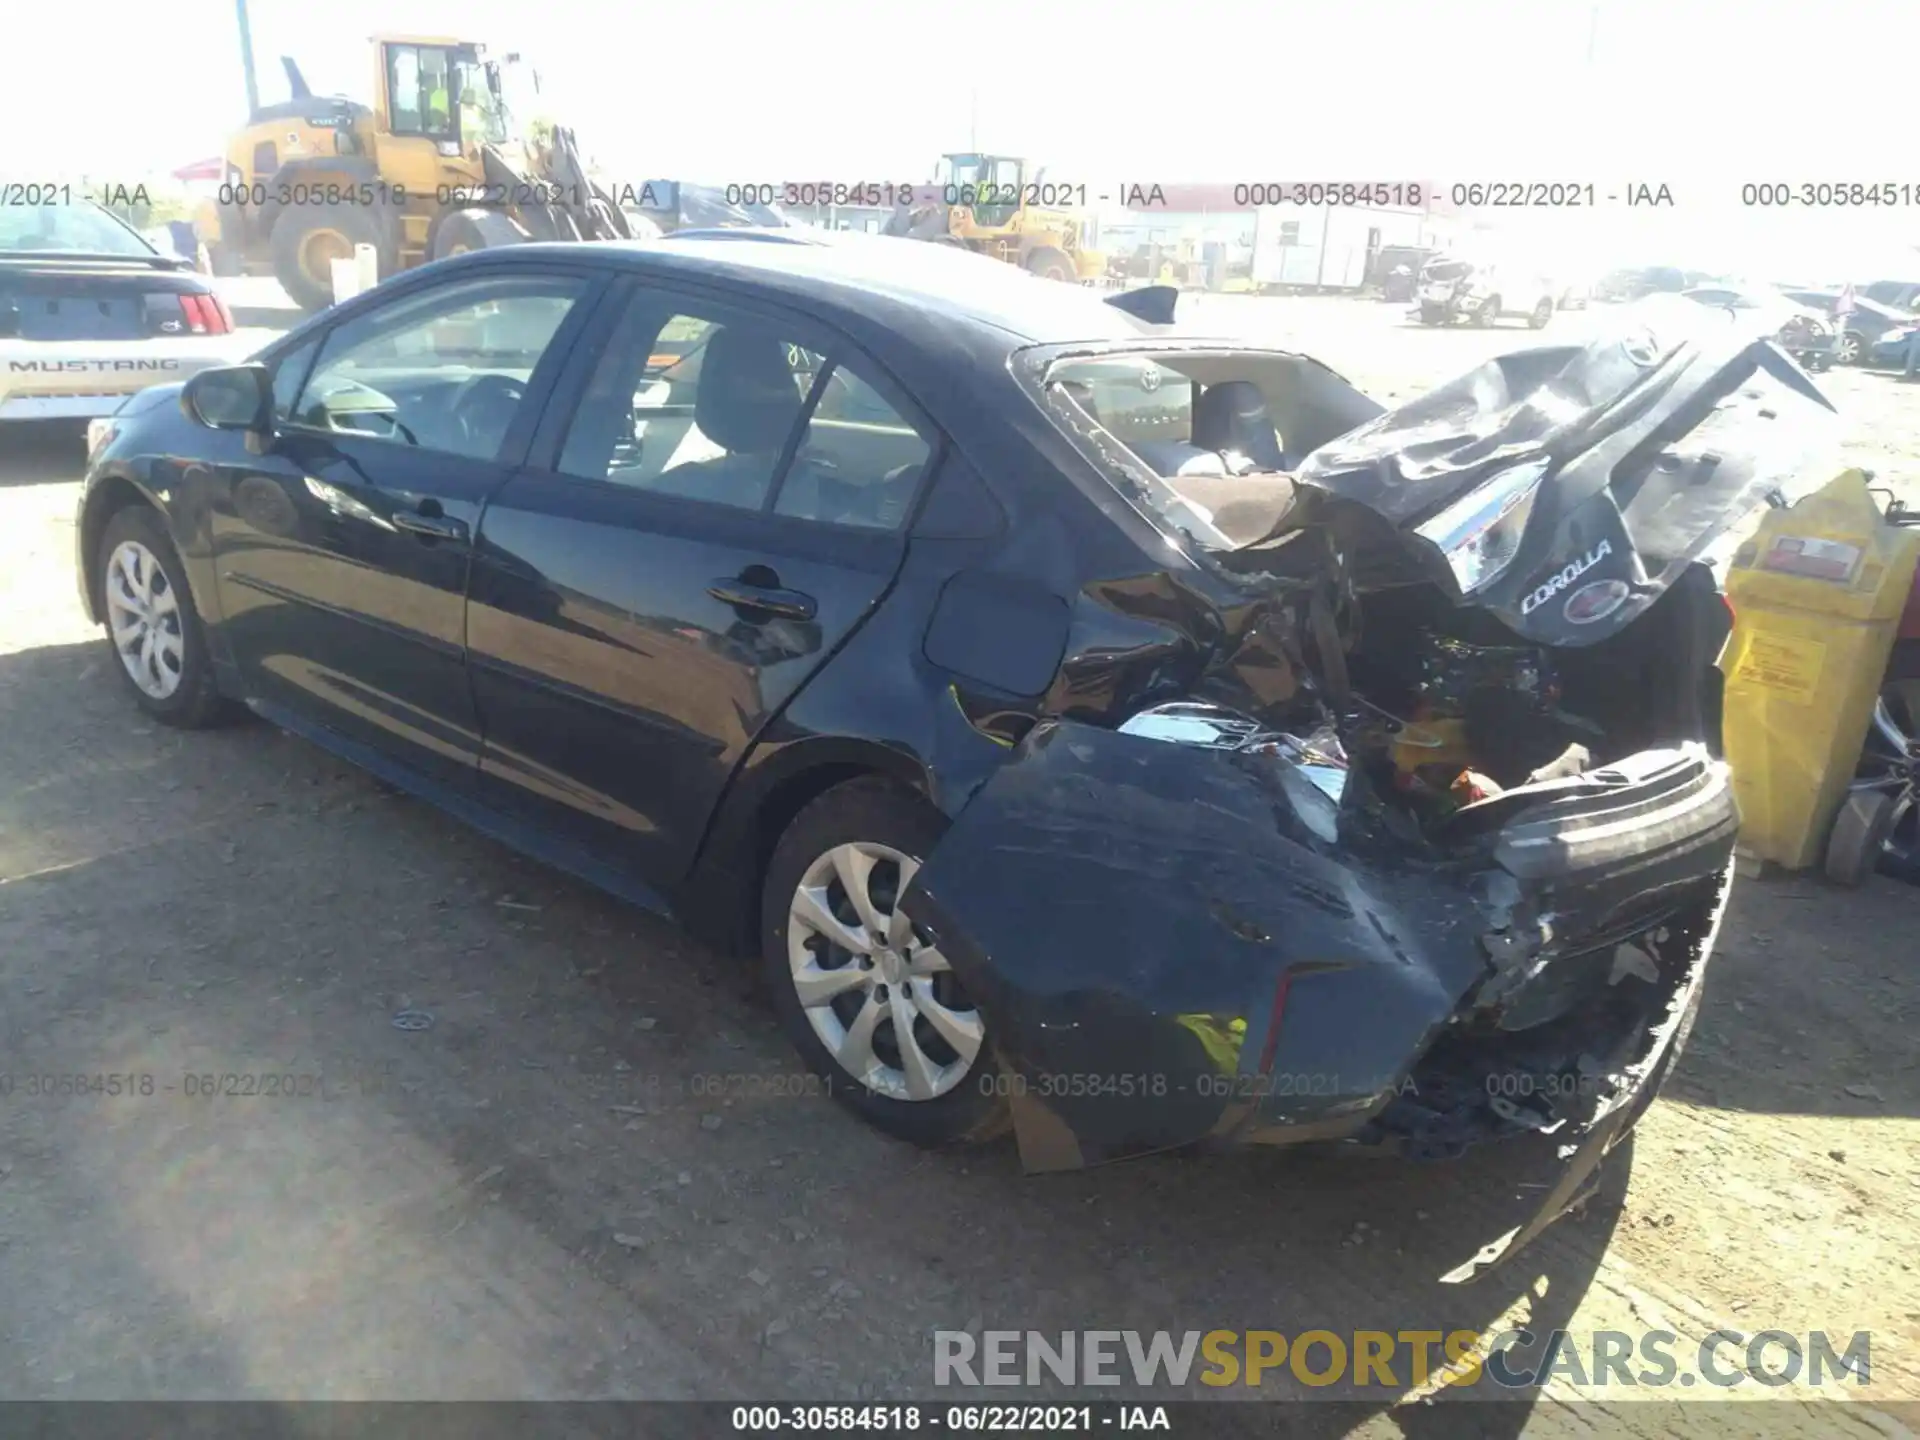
[708,578,817,621]
[393,510,469,543]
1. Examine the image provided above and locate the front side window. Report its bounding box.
[289,273,584,459]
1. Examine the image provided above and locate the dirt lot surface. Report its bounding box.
[1,296,1916,1435]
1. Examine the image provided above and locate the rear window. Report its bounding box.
[1035,347,1385,551]
[1051,357,1194,446]
[1423,260,1472,282]
[0,202,154,258]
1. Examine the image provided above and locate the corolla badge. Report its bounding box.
[1563,577,1630,625]
[1520,540,1613,615]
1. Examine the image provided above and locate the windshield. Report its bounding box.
[458,60,515,146]
[0,202,153,258]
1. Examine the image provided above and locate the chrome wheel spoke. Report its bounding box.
[890,989,941,1101]
[905,943,950,977]
[791,882,872,956]
[836,992,885,1078]
[829,843,888,938]
[793,959,871,1008]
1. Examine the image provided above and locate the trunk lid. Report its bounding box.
[1286,296,1842,645]
[0,260,209,342]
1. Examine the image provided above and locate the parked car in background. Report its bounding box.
[1781,289,1915,366]
[1682,284,1835,369]
[1595,266,1717,302]
[1415,255,1557,327]
[1867,321,1920,368]
[0,199,245,427]
[1862,279,1920,311]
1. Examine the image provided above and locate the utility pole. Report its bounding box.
[1585,3,1599,65]
[236,0,261,117]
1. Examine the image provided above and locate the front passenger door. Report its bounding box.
[212,268,596,788]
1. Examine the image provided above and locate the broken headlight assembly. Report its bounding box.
[1412,458,1550,596]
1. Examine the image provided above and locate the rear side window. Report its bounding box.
[555,287,932,530]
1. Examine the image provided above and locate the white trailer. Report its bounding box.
[1250,205,1434,293]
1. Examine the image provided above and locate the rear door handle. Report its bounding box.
[393,510,469,543]
[708,578,817,621]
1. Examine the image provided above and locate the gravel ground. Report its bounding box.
[1,296,1916,1435]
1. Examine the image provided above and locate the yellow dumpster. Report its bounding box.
[1721,468,1920,872]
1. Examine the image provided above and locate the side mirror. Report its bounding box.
[182,364,273,447]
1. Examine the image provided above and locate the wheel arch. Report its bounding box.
[78,471,164,624]
[679,736,938,957]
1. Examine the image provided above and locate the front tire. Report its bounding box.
[1477,295,1503,327]
[1023,246,1076,283]
[1528,297,1554,329]
[762,778,1008,1147]
[271,202,385,313]
[95,507,234,728]
[1834,330,1865,366]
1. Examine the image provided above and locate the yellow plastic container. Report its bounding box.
[1721,468,1920,870]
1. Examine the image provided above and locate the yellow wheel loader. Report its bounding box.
[881,153,1104,283]
[197,35,631,312]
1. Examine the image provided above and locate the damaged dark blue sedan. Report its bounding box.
[76,234,1837,1280]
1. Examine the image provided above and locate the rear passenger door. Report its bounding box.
[465,279,937,884]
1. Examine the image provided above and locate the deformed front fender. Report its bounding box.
[900,719,1502,1172]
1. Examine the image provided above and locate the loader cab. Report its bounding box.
[374,35,527,187]
[936,152,1025,229]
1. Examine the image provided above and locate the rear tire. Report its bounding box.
[271,202,385,312]
[1024,246,1075,283]
[206,242,244,278]
[1826,790,1898,886]
[95,507,237,729]
[1528,298,1554,329]
[761,778,1009,1148]
[1477,295,1503,327]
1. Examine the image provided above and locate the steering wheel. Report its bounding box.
[448,373,527,456]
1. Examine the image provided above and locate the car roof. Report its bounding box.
[444,230,1175,348]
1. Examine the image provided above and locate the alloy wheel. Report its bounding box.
[1834,332,1862,365]
[105,540,185,700]
[786,841,985,1101]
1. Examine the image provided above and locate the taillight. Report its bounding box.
[178,293,232,335]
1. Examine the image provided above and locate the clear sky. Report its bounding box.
[8,0,1919,277]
